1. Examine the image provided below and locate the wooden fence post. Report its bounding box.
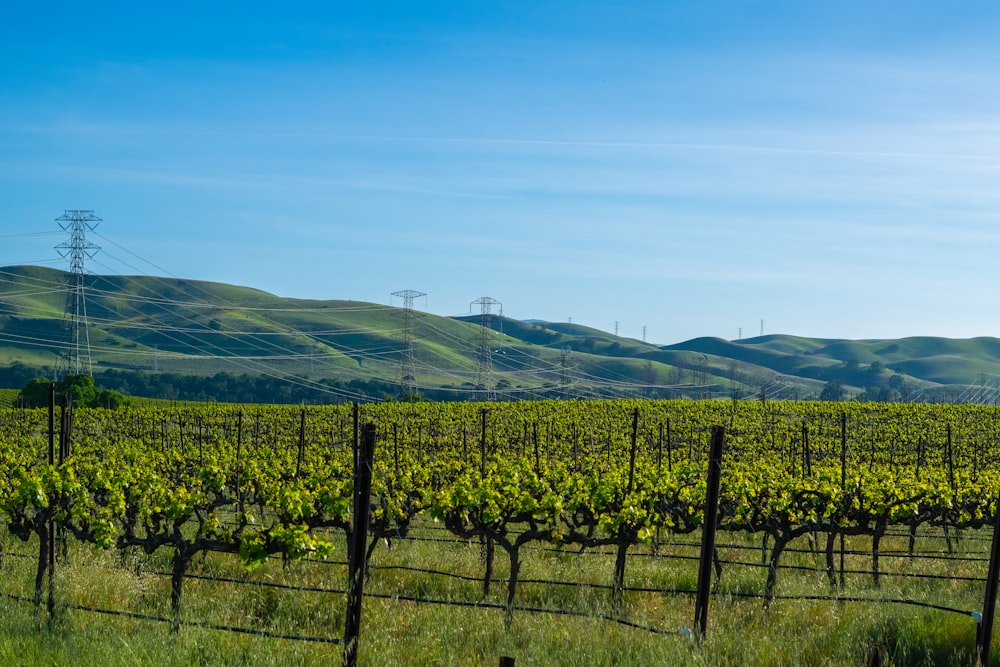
[295,406,306,477]
[480,409,495,597]
[344,422,376,667]
[693,425,725,637]
[977,500,1000,666]
[46,384,56,622]
[627,407,639,493]
[840,412,847,589]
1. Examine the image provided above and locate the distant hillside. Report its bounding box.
[2,265,999,403]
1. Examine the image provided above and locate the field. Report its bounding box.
[0,388,18,408]
[2,399,1000,665]
[0,525,990,665]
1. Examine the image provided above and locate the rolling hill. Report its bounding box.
[1,265,999,403]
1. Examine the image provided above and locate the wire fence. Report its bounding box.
[0,517,988,649]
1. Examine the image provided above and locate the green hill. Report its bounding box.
[3,265,1000,402]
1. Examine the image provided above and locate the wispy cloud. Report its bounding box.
[338,134,1000,165]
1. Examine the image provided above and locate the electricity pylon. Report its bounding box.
[55,210,101,378]
[391,289,425,397]
[471,297,501,401]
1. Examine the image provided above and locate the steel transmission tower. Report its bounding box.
[560,345,572,386]
[55,210,101,378]
[391,289,426,397]
[471,297,502,401]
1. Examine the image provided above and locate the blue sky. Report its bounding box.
[3,2,1000,344]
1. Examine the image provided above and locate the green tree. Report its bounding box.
[59,374,98,407]
[858,384,900,403]
[18,378,51,408]
[819,380,845,402]
[94,388,130,409]
[18,374,131,409]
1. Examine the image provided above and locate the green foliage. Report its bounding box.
[95,388,130,409]
[17,374,131,409]
[17,377,51,407]
[0,388,17,408]
[60,373,97,406]
[0,399,998,663]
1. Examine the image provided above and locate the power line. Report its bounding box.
[78,253,377,401]
[2,232,733,401]
[0,231,62,239]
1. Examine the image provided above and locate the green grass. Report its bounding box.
[0,523,993,666]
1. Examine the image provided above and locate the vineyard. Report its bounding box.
[3,398,1000,665]
[0,389,17,409]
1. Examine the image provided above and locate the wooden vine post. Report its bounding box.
[693,425,725,637]
[344,422,376,667]
[978,498,1000,667]
[840,412,847,589]
[57,393,72,560]
[480,408,495,597]
[295,406,306,477]
[45,384,56,622]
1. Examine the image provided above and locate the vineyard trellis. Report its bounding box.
[3,397,1000,662]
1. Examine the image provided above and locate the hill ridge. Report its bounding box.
[1,265,997,402]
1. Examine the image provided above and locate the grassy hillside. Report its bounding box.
[4,265,1000,402]
[1,266,700,399]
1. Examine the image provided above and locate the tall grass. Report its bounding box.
[0,524,991,665]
